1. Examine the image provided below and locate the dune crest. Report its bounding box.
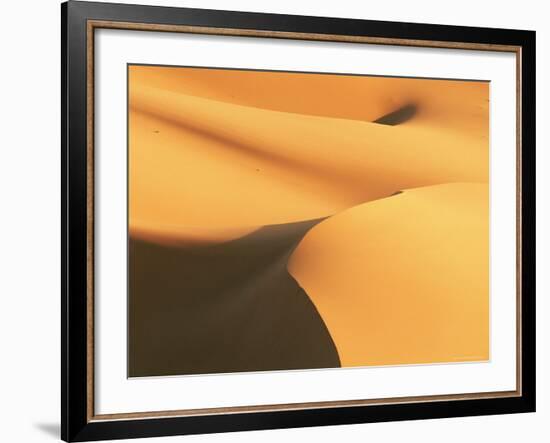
[129,218,339,376]
[128,65,490,376]
[129,68,488,244]
[131,65,488,136]
[288,183,489,367]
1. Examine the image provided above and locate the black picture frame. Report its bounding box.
[62,1,536,441]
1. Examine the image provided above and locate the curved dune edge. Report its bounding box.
[129,218,340,377]
[127,66,490,375]
[288,183,489,367]
[129,79,488,242]
[130,220,259,247]
[130,65,488,137]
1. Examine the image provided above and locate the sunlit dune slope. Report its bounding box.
[128,66,491,375]
[129,67,488,244]
[288,183,489,367]
[131,65,488,137]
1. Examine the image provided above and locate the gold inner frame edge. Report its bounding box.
[85,19,523,422]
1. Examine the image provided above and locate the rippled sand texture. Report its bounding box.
[128,65,489,377]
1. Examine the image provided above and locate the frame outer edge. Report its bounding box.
[65,1,91,441]
[61,1,68,441]
[63,1,536,440]
[520,30,536,412]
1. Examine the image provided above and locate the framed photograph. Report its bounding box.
[61,1,536,441]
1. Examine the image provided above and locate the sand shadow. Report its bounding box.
[373,104,417,126]
[129,218,340,377]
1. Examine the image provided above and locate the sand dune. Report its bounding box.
[129,68,488,243]
[129,218,339,377]
[131,65,488,137]
[128,65,490,376]
[288,183,489,367]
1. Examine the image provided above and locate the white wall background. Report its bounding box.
[0,0,547,442]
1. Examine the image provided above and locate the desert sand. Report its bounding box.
[288,183,489,366]
[128,65,489,376]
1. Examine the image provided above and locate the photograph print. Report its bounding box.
[127,65,489,378]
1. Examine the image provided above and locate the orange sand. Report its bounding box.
[128,65,489,367]
[288,183,489,366]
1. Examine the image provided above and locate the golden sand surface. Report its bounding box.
[288,183,489,366]
[128,65,489,370]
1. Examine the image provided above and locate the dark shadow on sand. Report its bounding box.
[129,218,341,377]
[373,104,417,126]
